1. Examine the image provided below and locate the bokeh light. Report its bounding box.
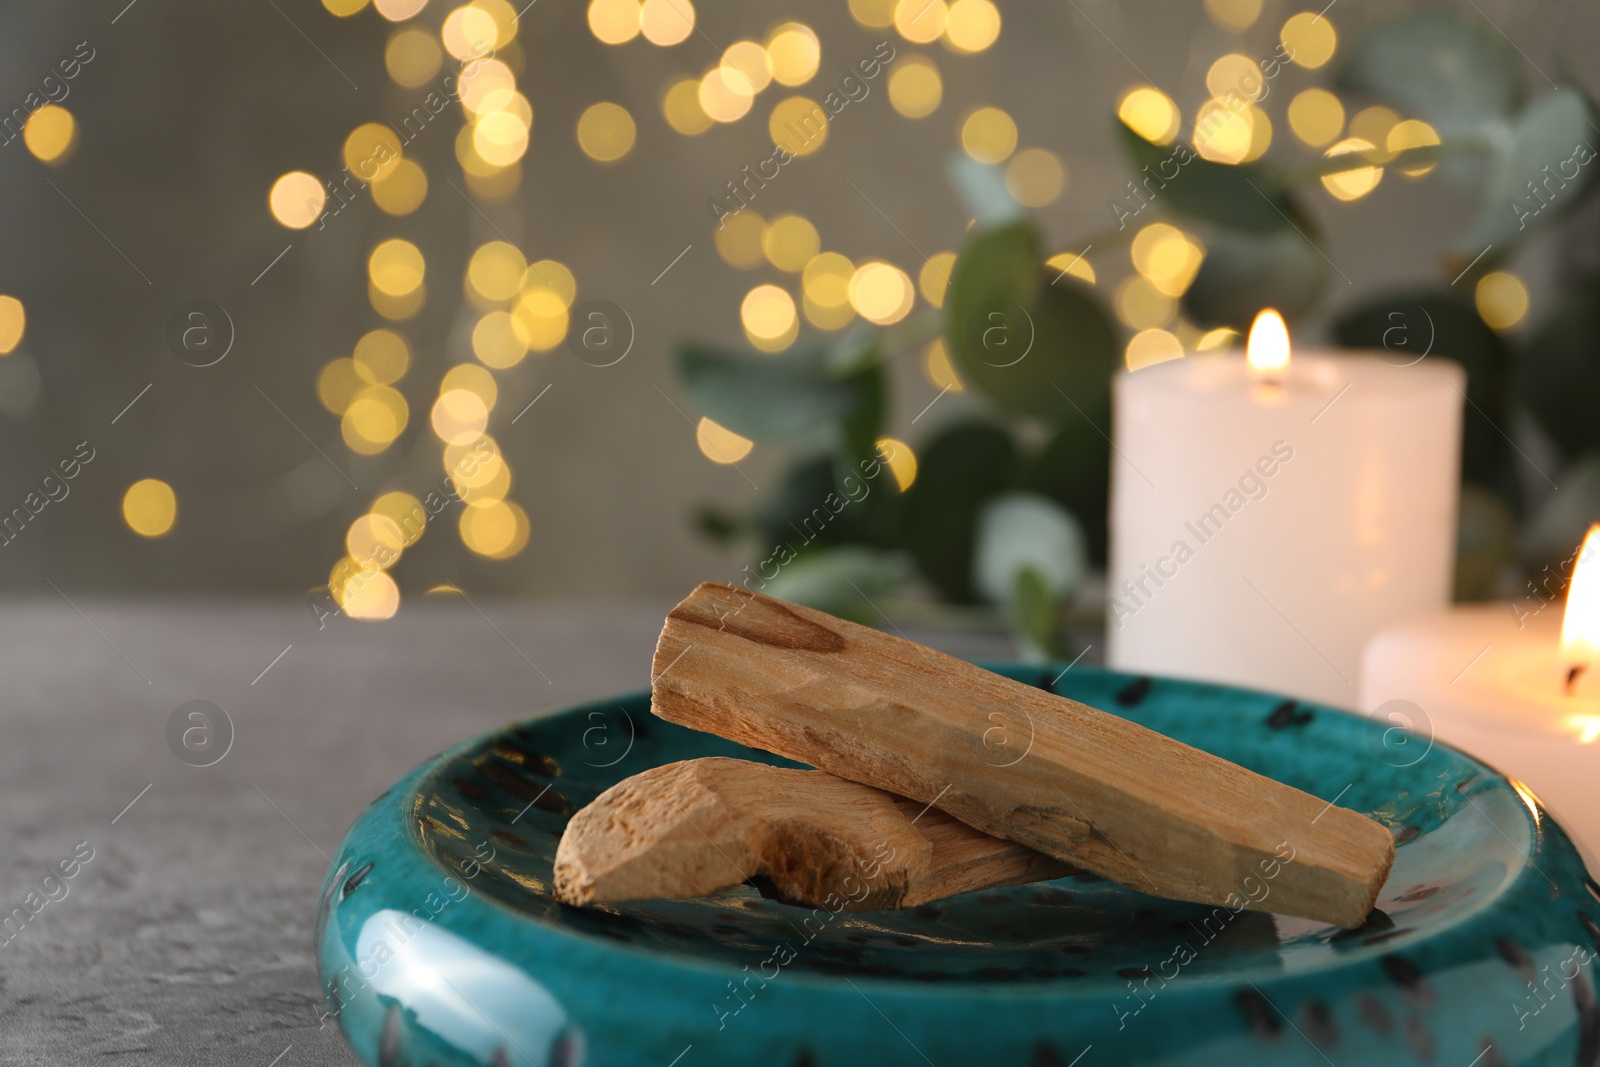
[944,0,1000,53]
[762,215,821,272]
[895,0,948,44]
[876,438,918,490]
[372,158,428,215]
[888,57,943,119]
[923,338,964,391]
[961,106,1017,163]
[1206,53,1265,103]
[767,23,820,86]
[1125,328,1184,371]
[431,389,490,445]
[468,241,527,304]
[1387,119,1441,177]
[340,567,400,620]
[318,359,366,414]
[324,0,371,15]
[1130,223,1204,297]
[577,102,637,162]
[723,42,773,94]
[1287,88,1344,147]
[588,0,640,44]
[442,4,498,58]
[123,479,176,538]
[386,27,443,86]
[663,78,713,135]
[640,0,694,46]
[1117,86,1180,145]
[699,68,755,123]
[770,96,828,155]
[0,296,24,355]
[460,500,529,559]
[803,252,855,329]
[1005,148,1066,207]
[1194,99,1269,163]
[347,513,406,569]
[472,310,529,367]
[374,0,430,21]
[1046,251,1096,285]
[1476,272,1529,330]
[919,252,957,307]
[1204,0,1262,31]
[369,238,426,296]
[353,329,411,385]
[696,417,754,464]
[24,105,76,164]
[1281,11,1337,68]
[344,123,403,181]
[1114,275,1177,329]
[1348,106,1400,162]
[849,0,896,29]
[269,171,326,230]
[741,284,799,351]
[342,385,409,454]
[1320,138,1383,200]
[849,262,915,326]
[714,211,767,269]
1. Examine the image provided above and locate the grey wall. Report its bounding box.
[0,0,1592,599]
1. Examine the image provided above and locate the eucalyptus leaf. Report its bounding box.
[944,221,1118,423]
[1009,567,1062,662]
[1114,120,1302,233]
[1182,225,1327,329]
[901,421,1019,602]
[1451,88,1600,262]
[973,492,1088,606]
[674,342,882,451]
[1337,11,1521,136]
[1333,290,1514,498]
[1026,413,1112,566]
[1517,278,1600,457]
[758,546,914,626]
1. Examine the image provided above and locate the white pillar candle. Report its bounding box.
[1360,527,1600,864]
[1107,311,1464,709]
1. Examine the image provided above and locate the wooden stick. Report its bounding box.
[650,582,1395,928]
[553,757,1071,910]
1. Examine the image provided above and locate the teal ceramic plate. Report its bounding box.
[317,665,1600,1067]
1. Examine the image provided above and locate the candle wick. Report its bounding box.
[1566,663,1586,696]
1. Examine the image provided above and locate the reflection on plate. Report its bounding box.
[317,664,1600,1066]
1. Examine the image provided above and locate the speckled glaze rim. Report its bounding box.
[317,664,1600,1067]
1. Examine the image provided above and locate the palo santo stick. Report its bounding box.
[554,757,1071,910]
[651,583,1395,928]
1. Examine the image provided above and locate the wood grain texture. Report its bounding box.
[650,582,1395,928]
[552,757,1070,910]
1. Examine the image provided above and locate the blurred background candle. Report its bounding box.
[1362,525,1600,863]
[1108,311,1465,709]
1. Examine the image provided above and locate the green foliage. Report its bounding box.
[674,342,883,454]
[1452,89,1599,262]
[1183,226,1328,329]
[900,421,1019,602]
[1337,11,1522,135]
[1517,277,1600,457]
[1114,120,1303,232]
[671,7,1600,641]
[943,222,1118,423]
[1332,291,1516,501]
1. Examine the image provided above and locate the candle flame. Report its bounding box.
[1246,309,1290,378]
[1560,524,1600,693]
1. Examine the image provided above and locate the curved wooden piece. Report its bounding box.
[552,757,1070,910]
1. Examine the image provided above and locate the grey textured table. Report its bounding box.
[0,598,1016,1066]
